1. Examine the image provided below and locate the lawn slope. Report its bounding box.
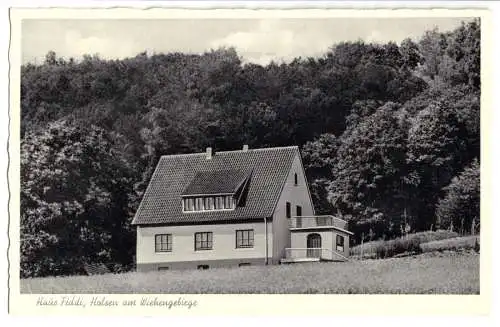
[21,253,479,294]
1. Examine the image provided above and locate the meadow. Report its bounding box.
[21,252,479,294]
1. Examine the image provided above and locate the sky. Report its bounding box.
[22,17,472,65]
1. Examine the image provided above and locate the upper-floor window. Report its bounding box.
[296,205,302,217]
[155,234,172,252]
[182,169,252,213]
[236,229,254,248]
[286,202,291,218]
[195,232,213,250]
[294,173,298,186]
[183,195,235,212]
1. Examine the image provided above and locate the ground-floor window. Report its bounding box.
[155,234,172,252]
[195,232,213,250]
[158,266,169,271]
[238,263,251,267]
[197,265,209,270]
[336,234,345,252]
[236,229,254,248]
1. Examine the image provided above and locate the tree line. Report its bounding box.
[20,19,480,277]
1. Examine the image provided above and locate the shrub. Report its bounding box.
[351,230,459,259]
[420,235,480,253]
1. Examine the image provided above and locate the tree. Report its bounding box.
[406,100,469,231]
[301,133,338,214]
[417,28,449,81]
[329,102,408,242]
[21,120,134,277]
[399,38,422,70]
[436,158,480,234]
[441,19,480,89]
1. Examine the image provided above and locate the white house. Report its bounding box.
[131,145,353,272]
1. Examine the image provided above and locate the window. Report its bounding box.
[184,198,194,211]
[238,263,251,267]
[296,205,302,217]
[286,202,291,218]
[203,197,211,210]
[336,235,345,252]
[224,196,233,209]
[155,234,172,252]
[197,265,209,270]
[215,196,224,210]
[195,197,204,211]
[158,266,169,271]
[236,229,254,248]
[184,196,235,212]
[294,173,298,186]
[195,232,213,250]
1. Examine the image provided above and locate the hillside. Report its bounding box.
[20,20,480,278]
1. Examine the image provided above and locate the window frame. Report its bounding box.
[155,234,173,253]
[215,196,224,210]
[236,229,254,248]
[336,234,345,252]
[224,195,233,209]
[296,205,302,217]
[194,232,213,251]
[183,195,235,213]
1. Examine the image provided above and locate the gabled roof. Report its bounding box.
[181,169,252,196]
[131,146,299,225]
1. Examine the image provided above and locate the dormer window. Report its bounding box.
[181,169,252,213]
[183,195,236,212]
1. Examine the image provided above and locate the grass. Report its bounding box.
[420,235,480,253]
[21,253,479,294]
[350,230,460,259]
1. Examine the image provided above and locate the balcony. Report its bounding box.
[288,215,348,230]
[281,248,348,263]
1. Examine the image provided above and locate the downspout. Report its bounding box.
[264,217,268,265]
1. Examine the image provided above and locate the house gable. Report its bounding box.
[270,151,316,263]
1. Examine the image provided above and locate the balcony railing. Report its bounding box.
[288,215,347,230]
[283,248,348,262]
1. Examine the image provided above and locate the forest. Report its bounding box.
[20,19,480,277]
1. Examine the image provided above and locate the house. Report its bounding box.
[131,145,353,272]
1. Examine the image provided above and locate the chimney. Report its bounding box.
[242,144,249,152]
[206,147,213,160]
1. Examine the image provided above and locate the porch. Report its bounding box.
[283,215,352,264]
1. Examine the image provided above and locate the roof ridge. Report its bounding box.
[216,145,299,154]
[160,152,205,159]
[159,145,299,158]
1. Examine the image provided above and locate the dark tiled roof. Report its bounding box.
[181,169,252,196]
[132,146,299,225]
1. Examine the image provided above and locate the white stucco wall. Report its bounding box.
[291,230,333,249]
[271,153,315,262]
[136,221,272,264]
[290,229,350,259]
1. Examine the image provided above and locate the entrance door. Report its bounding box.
[307,233,322,258]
